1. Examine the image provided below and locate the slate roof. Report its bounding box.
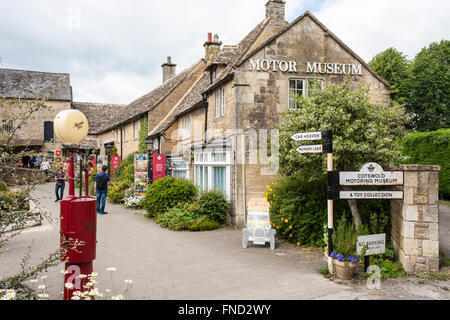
[98,59,205,134]
[72,102,125,135]
[0,68,72,101]
[148,71,210,137]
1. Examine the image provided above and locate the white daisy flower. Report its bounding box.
[124,279,133,284]
[73,291,82,297]
[71,296,81,300]
[106,267,117,272]
[38,293,49,299]
[60,270,68,274]
[64,283,74,290]
[30,279,38,283]
[78,274,88,279]
[41,275,48,280]
[88,272,98,278]
[38,285,46,290]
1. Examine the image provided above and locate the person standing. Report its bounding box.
[54,167,67,202]
[40,158,51,176]
[94,165,110,215]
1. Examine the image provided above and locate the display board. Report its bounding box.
[134,154,149,197]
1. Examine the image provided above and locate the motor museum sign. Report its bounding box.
[248,59,362,75]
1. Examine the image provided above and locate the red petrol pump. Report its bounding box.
[54,110,96,300]
[60,149,97,299]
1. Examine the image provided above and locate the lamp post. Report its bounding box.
[54,110,97,300]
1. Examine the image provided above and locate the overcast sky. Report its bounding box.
[1,0,448,105]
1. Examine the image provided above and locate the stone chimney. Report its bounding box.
[265,0,285,21]
[204,33,222,65]
[161,56,176,83]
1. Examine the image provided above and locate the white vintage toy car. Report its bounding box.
[242,211,276,249]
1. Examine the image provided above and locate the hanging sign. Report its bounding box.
[357,234,386,256]
[153,154,166,182]
[339,163,404,186]
[296,145,323,154]
[339,191,404,200]
[110,156,121,179]
[56,150,62,157]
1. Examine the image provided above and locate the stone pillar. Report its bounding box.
[391,164,440,274]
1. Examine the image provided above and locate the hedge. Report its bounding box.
[401,129,450,198]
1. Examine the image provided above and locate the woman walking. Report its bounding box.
[54,167,67,202]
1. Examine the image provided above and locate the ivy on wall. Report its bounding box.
[139,115,149,154]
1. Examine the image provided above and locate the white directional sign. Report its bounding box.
[296,144,323,154]
[291,131,323,141]
[340,163,404,186]
[339,191,404,200]
[357,234,386,256]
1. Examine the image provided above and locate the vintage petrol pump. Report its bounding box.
[55,110,97,300]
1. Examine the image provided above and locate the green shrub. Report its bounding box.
[0,183,8,192]
[401,129,450,198]
[142,177,197,218]
[156,205,221,231]
[186,216,220,231]
[332,216,369,258]
[108,179,132,204]
[266,175,329,248]
[112,153,135,183]
[369,247,407,279]
[193,190,229,223]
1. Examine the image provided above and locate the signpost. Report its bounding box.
[339,191,404,200]
[339,163,404,186]
[292,130,334,272]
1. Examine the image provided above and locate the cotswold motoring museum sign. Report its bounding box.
[248,59,362,75]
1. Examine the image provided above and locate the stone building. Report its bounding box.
[137,1,391,225]
[0,1,392,225]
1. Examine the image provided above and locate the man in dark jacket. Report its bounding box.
[94,165,111,215]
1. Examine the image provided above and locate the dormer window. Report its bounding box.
[210,66,217,84]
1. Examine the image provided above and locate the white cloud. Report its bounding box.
[314,0,450,62]
[0,0,448,104]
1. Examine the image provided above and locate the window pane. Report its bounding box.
[289,79,304,109]
[173,171,187,179]
[212,152,226,162]
[215,91,220,118]
[221,88,225,116]
[213,167,226,194]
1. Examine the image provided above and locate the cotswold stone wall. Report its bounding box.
[391,164,441,273]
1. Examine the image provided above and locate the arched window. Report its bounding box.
[44,121,54,143]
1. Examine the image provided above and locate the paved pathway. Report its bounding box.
[1,183,449,300]
[1,183,354,300]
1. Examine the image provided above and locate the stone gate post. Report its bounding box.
[391,164,441,273]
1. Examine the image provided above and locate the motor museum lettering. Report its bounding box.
[248,59,362,75]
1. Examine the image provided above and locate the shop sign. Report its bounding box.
[339,163,404,186]
[306,62,362,75]
[339,191,404,200]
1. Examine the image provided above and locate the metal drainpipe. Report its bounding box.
[120,127,123,159]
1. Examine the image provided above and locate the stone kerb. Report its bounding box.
[390,164,441,274]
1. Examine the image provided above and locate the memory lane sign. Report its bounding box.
[296,144,323,154]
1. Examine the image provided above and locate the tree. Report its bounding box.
[369,47,411,104]
[277,79,407,227]
[406,40,449,131]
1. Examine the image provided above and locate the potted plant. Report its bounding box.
[330,217,368,280]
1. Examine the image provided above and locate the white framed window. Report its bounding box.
[289,78,324,109]
[171,157,189,179]
[182,115,192,139]
[134,121,139,140]
[288,79,305,109]
[221,88,226,116]
[117,128,121,143]
[194,150,230,199]
[124,125,128,142]
[215,88,226,118]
